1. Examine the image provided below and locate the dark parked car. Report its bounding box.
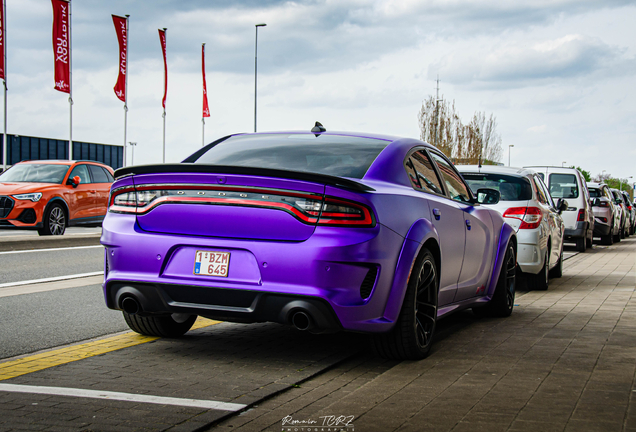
[101,127,517,360]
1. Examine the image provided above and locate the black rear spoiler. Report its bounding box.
[113,164,375,192]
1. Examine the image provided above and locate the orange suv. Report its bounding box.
[0,160,115,235]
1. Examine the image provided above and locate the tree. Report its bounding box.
[571,166,591,182]
[418,96,503,165]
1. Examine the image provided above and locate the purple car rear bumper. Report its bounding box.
[101,213,409,333]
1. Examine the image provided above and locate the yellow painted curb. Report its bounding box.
[0,317,220,381]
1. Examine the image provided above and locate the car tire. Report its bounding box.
[575,237,586,252]
[37,203,66,236]
[621,228,625,239]
[586,235,593,248]
[123,312,197,338]
[614,230,621,243]
[473,242,516,318]
[529,251,549,291]
[372,247,437,361]
[601,234,614,246]
[549,248,563,279]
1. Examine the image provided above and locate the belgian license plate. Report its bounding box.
[193,250,230,277]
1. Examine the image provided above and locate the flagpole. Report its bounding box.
[2,0,7,172]
[162,27,166,163]
[201,42,205,147]
[122,14,129,167]
[68,0,72,160]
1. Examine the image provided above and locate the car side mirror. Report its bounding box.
[67,175,80,188]
[556,198,568,214]
[476,188,500,205]
[592,198,600,207]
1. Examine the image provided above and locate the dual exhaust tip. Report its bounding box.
[121,296,141,315]
[121,295,315,332]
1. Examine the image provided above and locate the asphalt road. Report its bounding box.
[0,246,104,284]
[0,283,128,359]
[0,227,102,238]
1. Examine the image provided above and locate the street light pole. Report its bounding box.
[562,161,567,167]
[508,145,514,167]
[254,23,266,133]
[128,142,137,165]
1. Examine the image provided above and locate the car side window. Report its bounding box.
[404,150,444,195]
[429,152,472,203]
[536,176,555,207]
[88,165,110,183]
[102,168,115,182]
[69,164,91,184]
[532,176,547,204]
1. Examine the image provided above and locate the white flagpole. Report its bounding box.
[2,0,7,172]
[162,28,166,163]
[122,14,129,167]
[68,0,72,160]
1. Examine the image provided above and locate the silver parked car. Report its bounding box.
[587,183,621,245]
[621,191,635,236]
[460,166,565,291]
[610,188,630,239]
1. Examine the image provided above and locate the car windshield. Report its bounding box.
[0,164,70,183]
[549,174,579,198]
[460,173,533,201]
[191,134,390,179]
[588,188,602,198]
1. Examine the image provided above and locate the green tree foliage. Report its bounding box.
[570,166,591,182]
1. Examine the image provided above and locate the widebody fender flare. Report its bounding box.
[381,218,440,325]
[486,221,517,299]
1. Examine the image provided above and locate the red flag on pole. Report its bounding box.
[202,44,210,118]
[51,0,70,93]
[0,0,5,80]
[158,29,167,109]
[112,15,127,102]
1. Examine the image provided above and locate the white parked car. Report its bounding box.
[587,182,621,245]
[459,166,566,290]
[526,166,594,252]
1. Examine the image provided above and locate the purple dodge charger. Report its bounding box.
[101,126,517,360]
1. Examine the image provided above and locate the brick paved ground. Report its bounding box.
[0,322,364,431]
[210,238,636,432]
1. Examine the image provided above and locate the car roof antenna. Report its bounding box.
[311,121,326,136]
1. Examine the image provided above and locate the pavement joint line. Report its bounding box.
[0,245,103,255]
[0,317,220,381]
[0,271,104,289]
[0,383,247,411]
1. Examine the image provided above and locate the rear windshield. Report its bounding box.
[0,163,70,183]
[460,173,533,201]
[549,174,579,198]
[588,188,601,198]
[191,134,390,179]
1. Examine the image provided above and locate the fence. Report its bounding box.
[0,134,123,169]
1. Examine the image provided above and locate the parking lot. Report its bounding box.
[0,232,634,432]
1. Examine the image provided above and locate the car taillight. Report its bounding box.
[577,209,586,222]
[596,217,608,223]
[629,206,633,211]
[502,206,542,229]
[316,197,374,226]
[109,186,375,227]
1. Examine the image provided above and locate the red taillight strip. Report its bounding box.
[133,184,323,200]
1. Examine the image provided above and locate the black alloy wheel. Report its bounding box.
[372,247,438,360]
[37,203,66,236]
[549,247,563,278]
[474,242,516,318]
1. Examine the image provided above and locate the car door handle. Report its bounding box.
[432,208,441,220]
[465,219,472,230]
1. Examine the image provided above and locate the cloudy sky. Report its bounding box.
[4,0,636,180]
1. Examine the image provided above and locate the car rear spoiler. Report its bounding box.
[113,164,375,192]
